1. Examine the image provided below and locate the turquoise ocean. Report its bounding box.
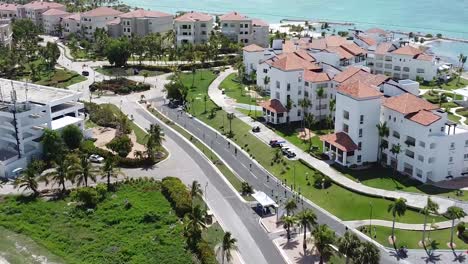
[122,0,468,65]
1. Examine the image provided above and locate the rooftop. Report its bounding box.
[356,35,377,46]
[243,44,264,52]
[42,8,69,16]
[365,28,388,35]
[120,9,172,19]
[383,93,438,115]
[252,18,268,27]
[82,7,122,17]
[0,3,21,11]
[63,12,80,21]
[220,11,249,21]
[23,1,65,10]
[405,110,441,126]
[175,11,212,22]
[304,71,330,83]
[267,51,319,71]
[259,99,287,113]
[320,132,358,152]
[337,80,382,100]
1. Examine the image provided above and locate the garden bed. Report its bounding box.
[90,78,150,95]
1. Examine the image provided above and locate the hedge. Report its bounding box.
[161,177,191,217]
[197,240,217,264]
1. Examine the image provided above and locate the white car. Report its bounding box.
[89,154,104,163]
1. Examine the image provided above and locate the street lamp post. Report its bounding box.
[205,182,209,211]
[369,202,373,237]
[293,164,296,190]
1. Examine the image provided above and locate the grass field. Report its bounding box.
[419,76,468,90]
[219,73,266,105]
[0,181,193,264]
[102,103,148,145]
[176,70,445,223]
[95,67,163,77]
[271,122,331,154]
[35,68,86,88]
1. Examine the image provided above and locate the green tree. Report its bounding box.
[105,38,130,67]
[184,204,207,248]
[217,231,237,264]
[304,113,315,150]
[76,154,99,187]
[190,180,202,206]
[42,129,65,163]
[387,198,407,249]
[420,197,439,253]
[101,156,123,191]
[226,113,235,137]
[284,198,297,216]
[338,231,361,264]
[13,160,45,197]
[357,241,380,264]
[390,144,402,176]
[376,122,389,163]
[446,206,466,249]
[241,182,253,196]
[107,135,133,158]
[298,98,311,130]
[42,154,81,194]
[296,209,317,251]
[328,98,336,128]
[61,125,83,150]
[312,224,336,264]
[316,87,325,126]
[282,215,297,240]
[144,124,164,161]
[457,54,467,86]
[41,42,60,70]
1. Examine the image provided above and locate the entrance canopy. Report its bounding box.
[252,191,278,208]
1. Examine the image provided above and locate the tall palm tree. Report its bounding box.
[298,98,311,130]
[420,197,439,252]
[282,215,297,241]
[42,154,81,194]
[312,224,336,264]
[13,160,45,197]
[387,198,407,249]
[338,231,361,264]
[101,157,123,191]
[328,98,336,129]
[357,241,380,264]
[457,54,467,86]
[226,113,235,137]
[145,124,164,161]
[184,204,207,248]
[376,122,389,163]
[390,144,402,177]
[284,198,297,216]
[190,180,203,206]
[296,209,317,251]
[76,154,99,187]
[217,231,237,264]
[446,206,466,249]
[316,87,325,126]
[285,98,293,124]
[305,113,315,150]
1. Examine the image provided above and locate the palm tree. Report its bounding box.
[42,154,81,194]
[338,231,361,264]
[145,124,164,161]
[101,156,123,191]
[298,98,311,130]
[190,180,203,206]
[184,204,207,248]
[316,87,325,126]
[282,215,297,240]
[305,113,315,150]
[296,209,317,251]
[203,95,207,113]
[446,206,466,249]
[76,154,99,187]
[284,198,297,216]
[217,232,237,264]
[387,198,407,249]
[357,241,380,264]
[285,98,293,124]
[13,160,45,196]
[312,224,336,264]
[420,197,439,252]
[226,113,235,137]
[457,54,467,86]
[376,122,390,163]
[328,98,336,128]
[390,144,402,177]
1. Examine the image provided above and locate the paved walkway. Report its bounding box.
[344,218,466,231]
[208,69,468,215]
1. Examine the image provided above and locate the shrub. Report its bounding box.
[313,173,332,189]
[61,125,83,150]
[141,211,161,223]
[457,221,466,234]
[89,78,150,95]
[196,240,217,264]
[107,135,133,158]
[161,177,191,217]
[71,187,100,208]
[241,182,253,196]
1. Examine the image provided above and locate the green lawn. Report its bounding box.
[419,76,468,90]
[176,70,444,223]
[219,73,266,105]
[35,68,86,88]
[456,108,468,118]
[236,107,263,118]
[0,181,193,263]
[368,225,467,250]
[270,122,331,154]
[202,222,224,250]
[448,112,462,123]
[102,103,148,145]
[95,66,163,77]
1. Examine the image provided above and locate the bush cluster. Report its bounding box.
[84,102,129,131]
[161,177,191,217]
[196,241,217,264]
[89,78,150,95]
[70,184,107,208]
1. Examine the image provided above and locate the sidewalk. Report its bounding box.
[208,70,468,215]
[344,217,468,231]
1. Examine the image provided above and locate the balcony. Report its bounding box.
[405,140,415,147]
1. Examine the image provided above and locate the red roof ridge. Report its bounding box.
[260,99,287,113]
[320,132,358,152]
[383,93,438,115]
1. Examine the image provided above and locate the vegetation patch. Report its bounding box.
[90,78,150,95]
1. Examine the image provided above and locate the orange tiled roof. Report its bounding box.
[243,44,264,52]
[326,46,354,60]
[333,66,364,83]
[391,45,423,56]
[365,28,387,35]
[252,18,268,27]
[304,71,330,83]
[342,71,390,87]
[375,42,397,55]
[415,54,434,61]
[175,11,212,22]
[406,110,441,126]
[320,132,358,152]
[120,9,172,18]
[268,52,320,71]
[82,7,123,17]
[260,99,287,113]
[220,11,248,21]
[0,3,21,11]
[63,12,81,21]
[356,35,377,46]
[337,80,382,99]
[383,93,438,114]
[42,8,69,16]
[23,1,64,10]
[341,43,365,56]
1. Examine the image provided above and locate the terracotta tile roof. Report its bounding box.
[63,12,80,21]
[406,110,441,126]
[269,52,320,71]
[324,35,348,47]
[337,80,382,99]
[23,1,65,10]
[320,132,358,152]
[106,17,120,25]
[260,99,287,113]
[365,28,387,35]
[383,93,438,114]
[42,8,69,16]
[391,45,423,56]
[415,54,434,61]
[252,18,268,27]
[304,71,330,83]
[341,43,365,56]
[243,44,264,52]
[175,11,212,22]
[356,35,377,46]
[375,42,397,55]
[333,66,364,83]
[220,11,249,21]
[120,9,172,18]
[326,46,354,60]
[82,7,122,17]
[0,3,21,11]
[341,71,390,87]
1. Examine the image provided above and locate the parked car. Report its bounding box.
[221,89,226,95]
[286,151,296,159]
[281,146,290,155]
[82,71,89,76]
[269,140,285,148]
[89,154,104,163]
[252,126,261,133]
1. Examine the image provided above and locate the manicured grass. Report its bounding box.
[456,108,468,118]
[236,107,263,118]
[368,226,466,250]
[448,112,462,123]
[419,76,468,90]
[177,70,444,223]
[219,73,266,105]
[270,122,331,154]
[85,119,97,129]
[35,68,86,88]
[95,66,163,77]
[203,222,224,250]
[0,181,193,263]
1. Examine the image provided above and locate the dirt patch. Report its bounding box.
[91,126,146,159]
[297,128,315,141]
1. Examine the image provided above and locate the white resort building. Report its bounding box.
[19,1,66,27]
[0,19,12,47]
[107,9,173,38]
[219,11,269,48]
[80,7,122,39]
[174,11,213,46]
[42,8,69,36]
[0,79,84,178]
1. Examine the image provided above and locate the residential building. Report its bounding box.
[19,1,66,26]
[0,78,84,178]
[364,28,392,43]
[61,13,81,38]
[80,7,122,39]
[367,43,442,81]
[107,9,173,38]
[0,3,21,19]
[0,19,12,47]
[242,44,267,76]
[219,12,269,47]
[307,36,367,69]
[42,8,69,36]
[174,11,213,46]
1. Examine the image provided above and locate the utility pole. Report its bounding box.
[369,202,373,237]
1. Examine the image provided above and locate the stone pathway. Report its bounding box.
[344,217,468,231]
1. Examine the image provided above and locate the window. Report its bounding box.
[358,142,362,150]
[223,23,228,27]
[384,64,392,69]
[405,150,414,159]
[394,66,401,71]
[263,69,268,74]
[428,157,435,163]
[418,155,424,162]
[449,157,454,164]
[419,141,426,148]
[430,143,436,149]
[416,168,423,178]
[304,91,309,97]
[360,115,364,124]
[403,163,413,175]
[417,68,425,74]
[393,131,400,139]
[297,110,301,117]
[343,124,349,133]
[427,171,433,178]
[298,90,302,95]
[201,23,206,28]
[403,67,410,72]
[343,110,349,120]
[275,92,280,100]
[464,154,468,160]
[201,31,207,35]
[450,142,455,149]
[357,155,362,163]
[287,83,291,91]
[465,140,468,147]
[359,129,363,138]
[305,82,309,87]
[405,136,415,147]
[276,81,280,89]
